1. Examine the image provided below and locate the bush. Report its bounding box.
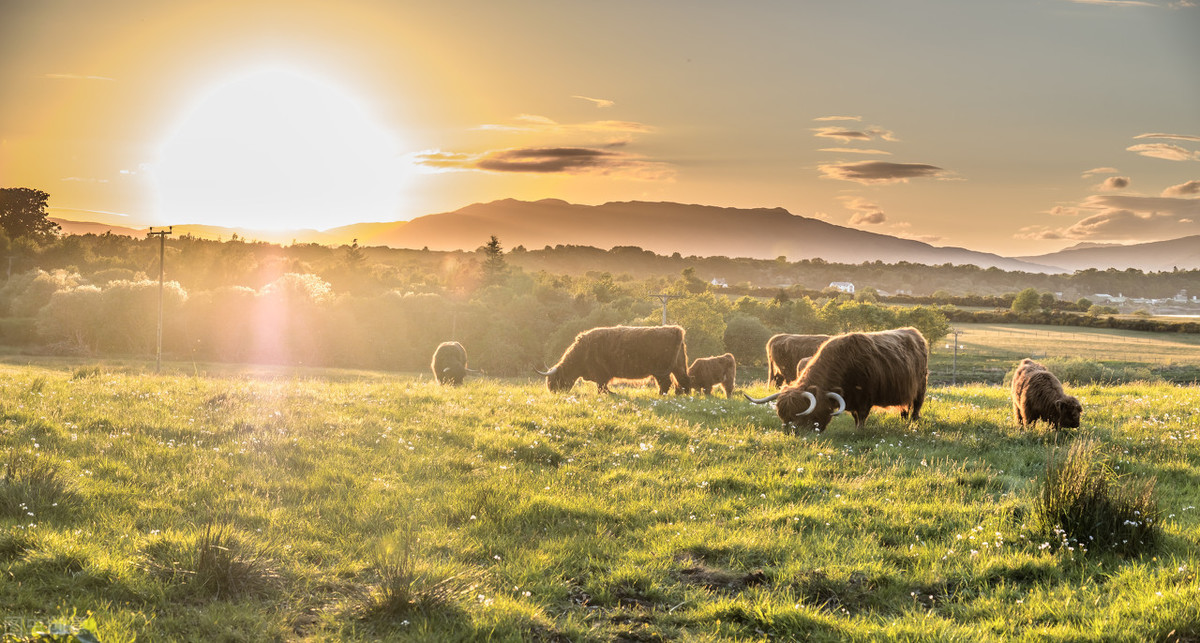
[723,313,773,367]
[1036,439,1159,556]
[1040,357,1112,385]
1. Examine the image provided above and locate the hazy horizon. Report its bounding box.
[3,0,1198,256]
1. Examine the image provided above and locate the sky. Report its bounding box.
[1,0,1198,256]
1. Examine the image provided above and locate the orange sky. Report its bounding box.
[2,0,1198,255]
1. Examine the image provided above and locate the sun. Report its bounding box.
[154,67,401,231]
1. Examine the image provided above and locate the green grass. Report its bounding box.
[1,362,1198,641]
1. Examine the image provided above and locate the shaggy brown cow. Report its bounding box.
[1011,359,1081,428]
[766,334,832,388]
[431,341,478,385]
[688,353,736,397]
[539,325,691,394]
[746,327,928,431]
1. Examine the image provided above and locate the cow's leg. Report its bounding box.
[672,363,691,394]
[851,407,870,430]
[908,382,926,422]
[653,374,672,394]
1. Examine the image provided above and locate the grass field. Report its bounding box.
[2,362,1199,641]
[929,323,1200,386]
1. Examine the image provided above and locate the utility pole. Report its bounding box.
[949,328,962,386]
[649,293,684,325]
[148,227,173,372]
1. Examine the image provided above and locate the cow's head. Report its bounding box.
[1055,396,1082,428]
[745,386,845,431]
[538,366,574,392]
[778,386,845,431]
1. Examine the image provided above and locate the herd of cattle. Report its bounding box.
[431,324,1083,431]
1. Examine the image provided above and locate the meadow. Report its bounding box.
[1,361,1198,642]
[928,322,1200,386]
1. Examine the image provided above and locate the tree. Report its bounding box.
[0,188,61,242]
[1012,287,1040,314]
[1039,292,1057,311]
[480,235,507,287]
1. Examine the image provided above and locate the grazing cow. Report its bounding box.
[1011,358,1081,428]
[766,334,832,388]
[688,353,736,397]
[746,327,928,431]
[539,325,691,394]
[431,341,477,385]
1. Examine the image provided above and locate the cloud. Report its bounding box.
[812,126,898,142]
[414,146,673,180]
[1081,166,1120,178]
[814,115,862,122]
[819,161,948,184]
[1024,194,1200,241]
[1133,132,1200,142]
[572,95,615,108]
[850,211,887,225]
[1162,180,1200,197]
[1126,142,1200,161]
[1096,176,1130,191]
[1068,0,1158,6]
[51,207,130,218]
[41,73,115,81]
[478,114,654,134]
[819,147,892,155]
[839,196,887,225]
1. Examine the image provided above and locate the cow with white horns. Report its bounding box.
[538,325,692,394]
[745,327,928,431]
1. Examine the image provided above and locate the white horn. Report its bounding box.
[743,391,782,404]
[797,391,817,416]
[827,391,846,416]
[536,366,558,376]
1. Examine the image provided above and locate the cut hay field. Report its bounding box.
[929,323,1200,386]
[1,363,1198,641]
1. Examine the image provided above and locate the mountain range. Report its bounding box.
[51,199,1200,273]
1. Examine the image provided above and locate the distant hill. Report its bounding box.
[327,199,1059,272]
[51,218,343,245]
[51,218,145,238]
[1017,235,1200,272]
[61,200,1199,273]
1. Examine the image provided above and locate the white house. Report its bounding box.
[828,281,855,294]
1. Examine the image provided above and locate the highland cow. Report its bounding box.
[539,325,691,394]
[431,341,477,385]
[1011,358,1081,428]
[765,334,832,388]
[746,327,928,431]
[688,353,736,397]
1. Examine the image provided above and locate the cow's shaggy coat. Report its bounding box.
[1011,358,1081,428]
[688,353,736,397]
[544,325,691,394]
[431,341,470,385]
[766,334,832,388]
[754,327,928,431]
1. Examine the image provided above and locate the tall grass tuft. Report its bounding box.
[0,450,70,517]
[191,521,281,599]
[361,525,471,620]
[1036,438,1160,556]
